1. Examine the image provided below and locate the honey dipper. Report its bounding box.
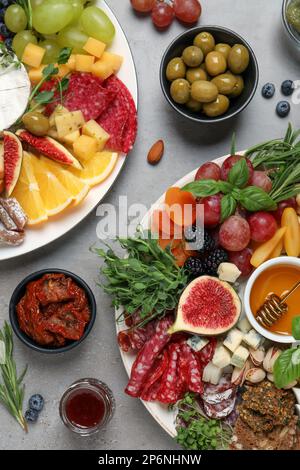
[256,280,300,328]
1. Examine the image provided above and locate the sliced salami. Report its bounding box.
[117,319,157,353]
[202,374,236,405]
[197,338,217,368]
[203,396,237,419]
[125,316,173,398]
[202,386,236,405]
[141,350,169,401]
[156,343,181,404]
[179,343,203,394]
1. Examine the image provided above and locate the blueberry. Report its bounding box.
[276,101,290,118]
[262,82,275,99]
[0,8,5,19]
[25,408,39,423]
[281,80,294,96]
[1,0,10,7]
[29,394,44,412]
[0,23,10,38]
[5,37,12,49]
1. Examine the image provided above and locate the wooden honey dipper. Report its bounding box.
[256,280,300,328]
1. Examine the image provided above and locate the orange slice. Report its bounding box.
[11,152,48,225]
[71,151,118,187]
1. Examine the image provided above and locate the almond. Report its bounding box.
[147,139,164,165]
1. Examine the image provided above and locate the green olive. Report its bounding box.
[228,44,249,74]
[22,112,50,136]
[205,51,227,77]
[211,73,237,95]
[191,80,218,103]
[229,75,245,98]
[193,32,215,56]
[203,94,230,117]
[214,43,231,60]
[186,98,203,112]
[182,46,203,67]
[186,67,207,83]
[166,57,186,81]
[170,78,190,104]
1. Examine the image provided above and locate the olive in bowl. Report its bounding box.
[160,26,259,123]
[9,269,96,354]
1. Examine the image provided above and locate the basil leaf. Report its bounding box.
[57,47,72,64]
[217,181,233,194]
[228,158,249,188]
[238,186,277,211]
[292,316,300,340]
[221,194,236,222]
[34,90,54,104]
[273,347,300,388]
[182,180,221,197]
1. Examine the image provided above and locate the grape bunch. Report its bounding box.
[130,0,202,29]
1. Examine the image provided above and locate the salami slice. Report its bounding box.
[118,319,157,353]
[125,316,173,398]
[202,374,236,404]
[156,343,182,404]
[141,350,169,401]
[203,396,237,419]
[179,343,203,394]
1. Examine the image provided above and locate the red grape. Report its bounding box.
[229,248,253,277]
[219,215,251,251]
[248,211,277,243]
[173,0,201,23]
[195,162,221,181]
[220,155,254,185]
[200,194,222,227]
[250,170,272,193]
[151,1,174,28]
[131,0,155,13]
[272,197,296,222]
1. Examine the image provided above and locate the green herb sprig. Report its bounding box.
[0,322,27,432]
[94,230,188,325]
[0,43,21,70]
[273,316,300,389]
[174,393,232,450]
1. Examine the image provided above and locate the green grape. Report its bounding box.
[32,0,73,34]
[68,0,84,24]
[4,5,27,33]
[57,25,88,53]
[79,6,115,44]
[12,30,38,59]
[39,39,61,64]
[31,0,45,8]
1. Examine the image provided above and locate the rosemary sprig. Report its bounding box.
[0,322,27,432]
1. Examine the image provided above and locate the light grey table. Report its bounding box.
[0,0,299,451]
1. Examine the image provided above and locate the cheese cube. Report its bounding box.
[217,262,241,283]
[47,128,58,139]
[186,336,209,353]
[73,135,98,161]
[212,345,232,369]
[101,51,123,73]
[91,60,113,80]
[62,130,81,145]
[82,120,110,151]
[202,362,222,385]
[22,43,45,68]
[231,346,249,369]
[66,54,76,71]
[28,66,44,84]
[57,64,70,78]
[83,37,106,58]
[237,316,252,334]
[49,105,69,128]
[243,329,263,350]
[55,110,85,139]
[75,54,95,73]
[223,328,244,353]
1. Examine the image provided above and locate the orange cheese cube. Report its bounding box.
[101,51,123,73]
[28,66,44,84]
[75,54,95,73]
[56,64,70,78]
[66,54,76,71]
[22,43,45,68]
[62,130,81,145]
[83,37,106,58]
[82,120,110,151]
[73,135,98,161]
[91,60,113,80]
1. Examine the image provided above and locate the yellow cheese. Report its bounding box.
[56,64,70,78]
[91,60,113,80]
[83,37,106,58]
[22,43,45,68]
[62,130,81,145]
[66,54,76,71]
[73,135,98,161]
[75,54,95,73]
[55,110,85,139]
[82,120,110,151]
[28,66,44,84]
[101,51,123,73]
[49,105,69,128]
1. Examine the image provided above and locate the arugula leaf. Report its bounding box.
[221,194,236,222]
[292,316,300,340]
[228,158,249,188]
[274,347,300,388]
[237,186,277,211]
[57,47,72,64]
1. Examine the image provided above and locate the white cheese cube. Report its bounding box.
[243,329,263,350]
[186,336,209,352]
[237,316,252,334]
[230,346,249,369]
[217,262,241,283]
[223,328,244,353]
[212,345,232,369]
[202,362,223,385]
[55,110,85,139]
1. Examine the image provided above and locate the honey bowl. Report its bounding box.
[244,257,300,343]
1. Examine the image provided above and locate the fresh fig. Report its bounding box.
[15,130,82,170]
[3,131,23,197]
[0,141,4,194]
[169,275,241,336]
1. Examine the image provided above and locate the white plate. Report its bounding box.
[116,155,227,439]
[0,0,138,261]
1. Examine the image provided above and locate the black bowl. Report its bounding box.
[160,26,259,123]
[9,269,97,354]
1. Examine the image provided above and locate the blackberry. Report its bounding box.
[185,226,215,254]
[205,249,228,275]
[184,257,207,278]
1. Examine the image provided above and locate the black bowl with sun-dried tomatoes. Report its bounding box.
[9,269,97,354]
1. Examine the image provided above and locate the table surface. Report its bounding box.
[1,0,299,451]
